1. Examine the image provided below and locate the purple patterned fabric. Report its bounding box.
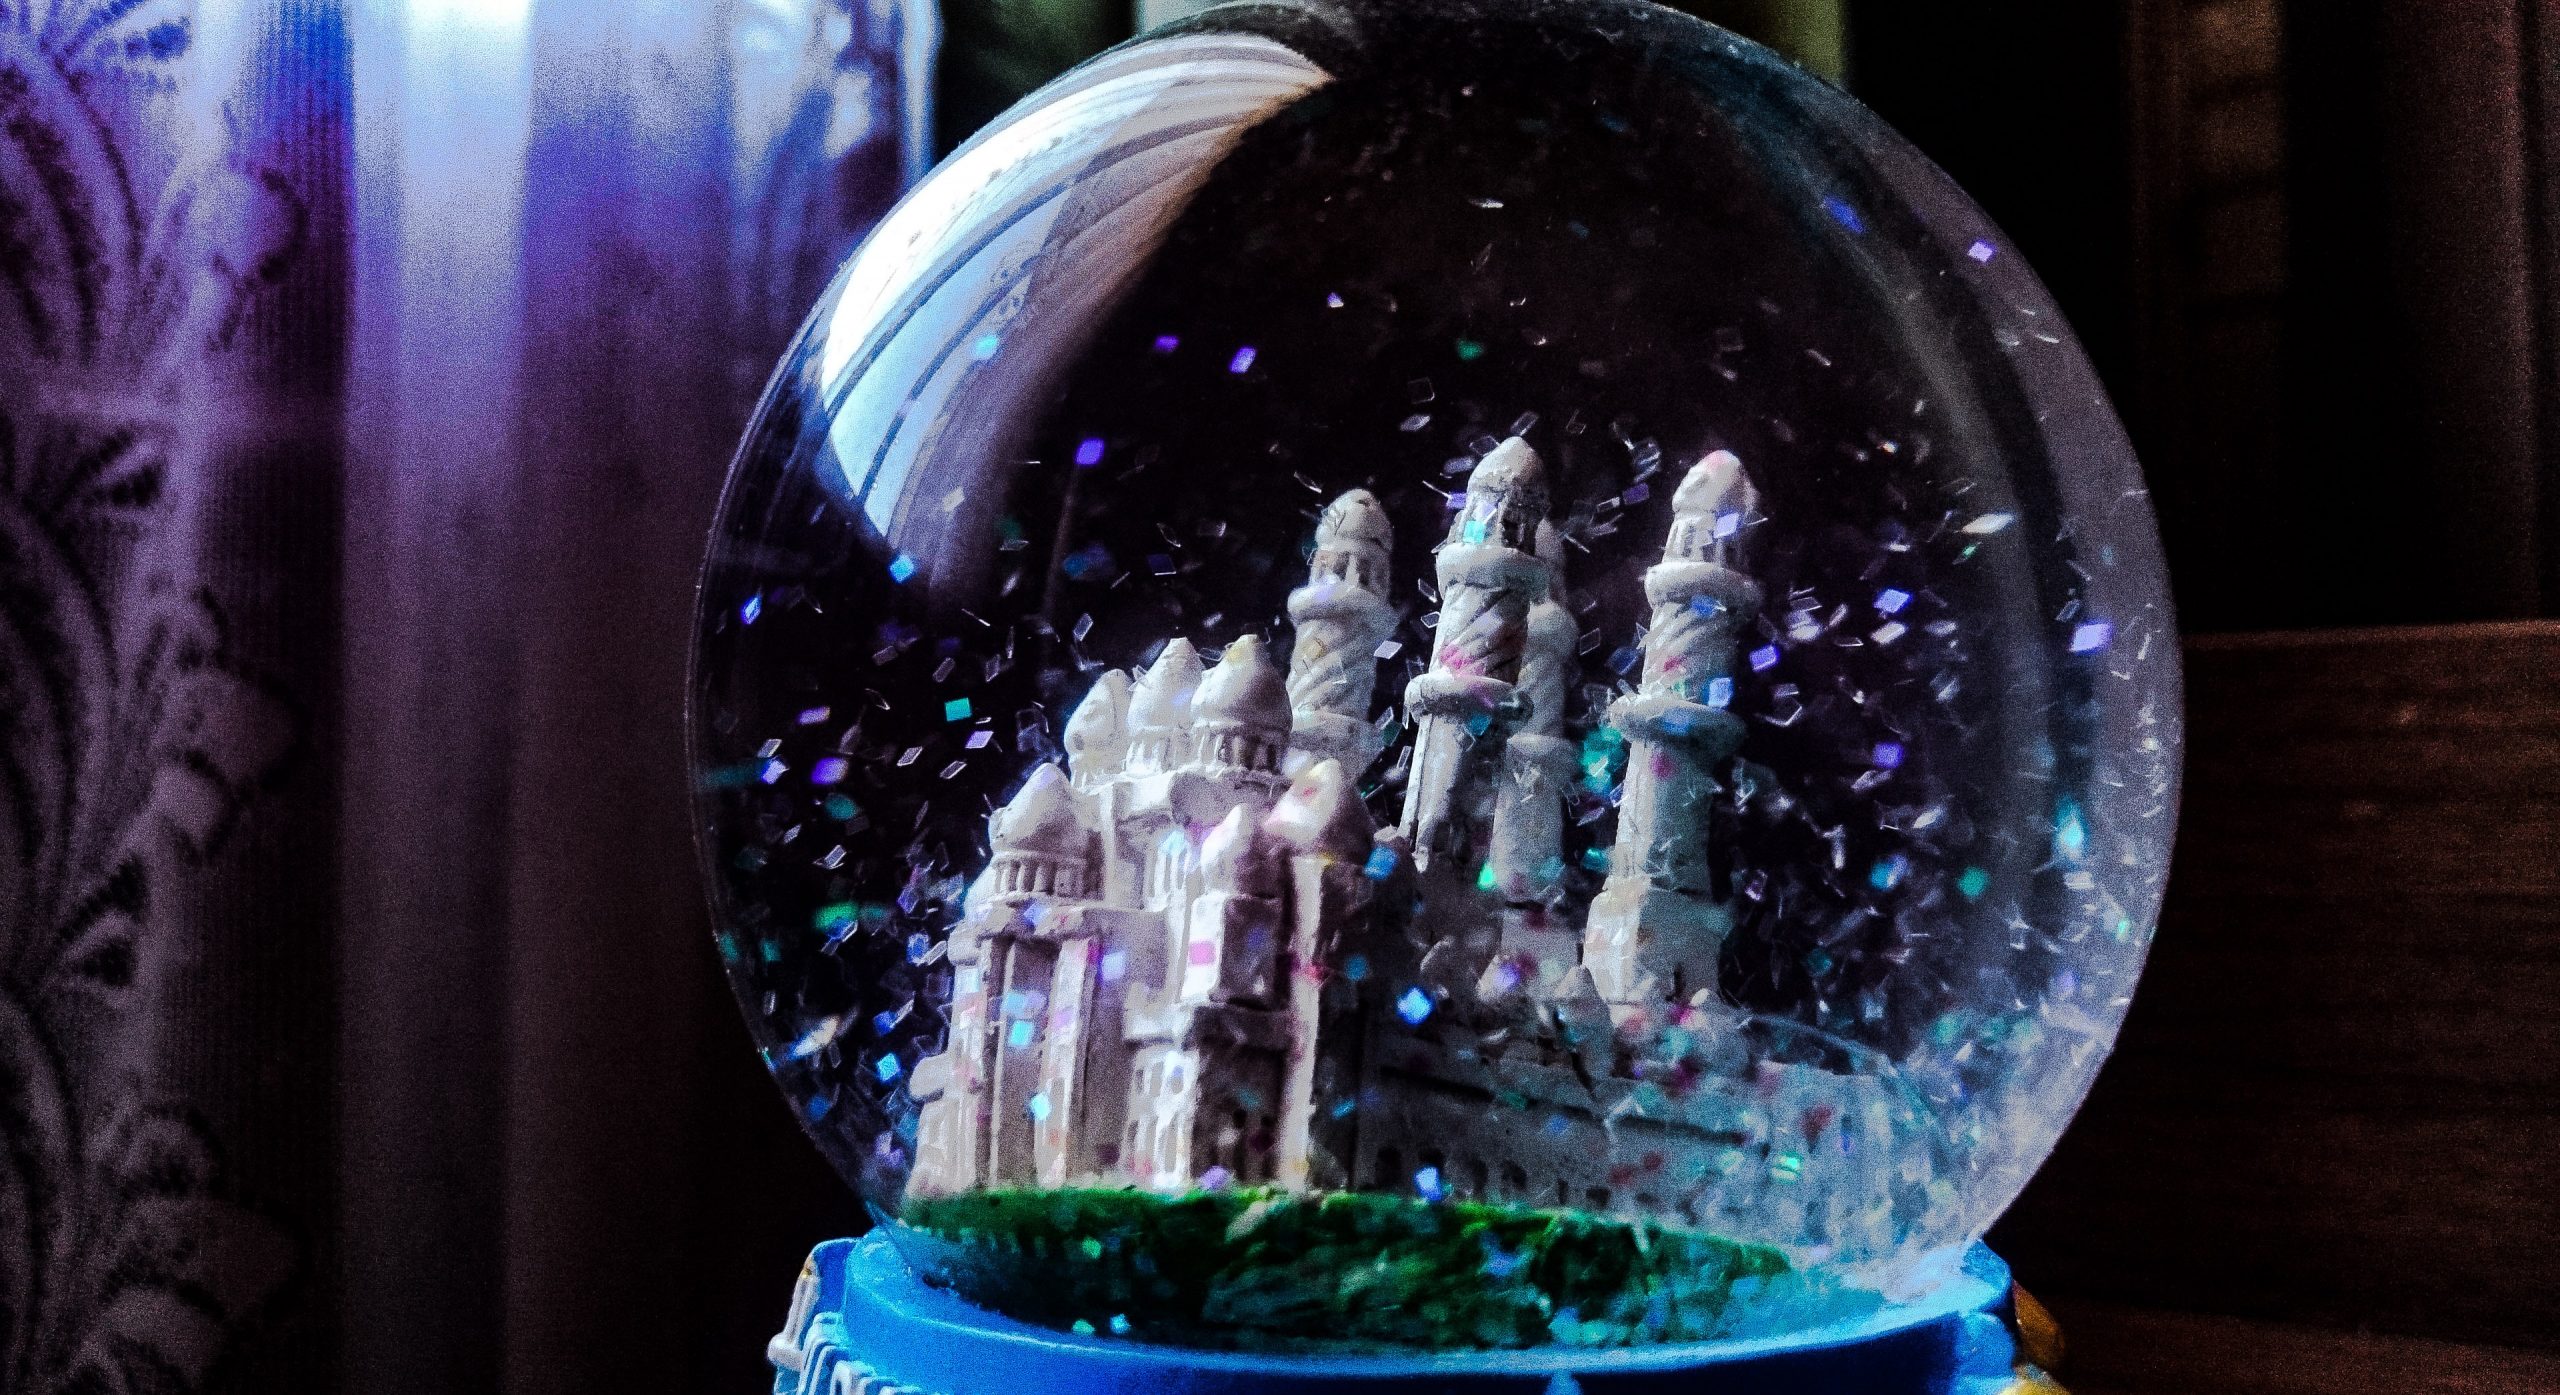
[1,1,927,1388]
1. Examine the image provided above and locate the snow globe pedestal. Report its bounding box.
[692,2,2176,1392]
[765,1233,2027,1395]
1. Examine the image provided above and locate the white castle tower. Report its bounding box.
[1582,451,1761,1021]
[1399,438,1555,871]
[1286,490,1398,776]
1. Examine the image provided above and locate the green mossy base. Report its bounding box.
[895,1187,1794,1351]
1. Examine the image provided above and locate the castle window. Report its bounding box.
[1466,1159,1490,1198]
[1502,1163,1529,1198]
[1376,1148,1403,1190]
[1586,1187,1611,1211]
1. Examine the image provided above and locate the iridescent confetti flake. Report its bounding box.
[811,756,850,785]
[1396,986,1433,1026]
[1961,513,2015,536]
[739,594,762,624]
[1415,1166,1446,1201]
[1075,437,1106,467]
[1455,338,1486,362]
[1749,644,1781,672]
[1872,741,1904,770]
[1958,866,1991,899]
[972,333,1002,361]
[1823,197,1866,234]
[1228,346,1257,374]
[945,698,973,722]
[2070,621,2114,653]
[1968,239,1998,263]
[888,554,918,583]
[874,1054,902,1083]
[1152,334,1179,354]
[1876,587,1911,615]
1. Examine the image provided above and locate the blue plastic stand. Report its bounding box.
[768,1233,2023,1395]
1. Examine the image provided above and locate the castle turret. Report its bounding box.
[985,763,1093,900]
[1583,451,1761,1022]
[1194,636,1292,778]
[1286,490,1399,776]
[1489,520,1579,905]
[1399,437,1554,871]
[1065,670,1131,790]
[1180,805,1284,1004]
[1125,639,1204,775]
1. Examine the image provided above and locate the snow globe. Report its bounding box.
[691,1,2179,1391]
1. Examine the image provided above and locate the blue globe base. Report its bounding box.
[767,1233,2026,1395]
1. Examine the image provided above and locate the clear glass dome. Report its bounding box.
[692,0,2179,1352]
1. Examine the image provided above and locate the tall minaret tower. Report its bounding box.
[1285,490,1398,777]
[1398,438,1553,871]
[1582,451,1761,1022]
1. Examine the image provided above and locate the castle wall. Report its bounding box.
[985,935,1057,1183]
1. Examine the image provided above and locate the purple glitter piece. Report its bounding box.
[1075,437,1105,466]
[2070,621,2114,653]
[1229,345,1258,374]
[1152,334,1179,353]
[1750,645,1780,672]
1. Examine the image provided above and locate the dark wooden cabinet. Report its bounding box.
[1993,624,2560,1391]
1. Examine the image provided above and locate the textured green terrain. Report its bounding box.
[896,1187,1792,1351]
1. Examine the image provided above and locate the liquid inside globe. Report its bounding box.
[692,0,2180,1352]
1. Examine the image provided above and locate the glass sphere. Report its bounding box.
[692,0,2179,1352]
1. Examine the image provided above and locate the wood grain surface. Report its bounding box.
[1992,623,2560,1354]
[2043,1296,2560,1394]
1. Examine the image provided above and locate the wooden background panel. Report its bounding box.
[1992,623,2560,1351]
[2046,1298,2560,1395]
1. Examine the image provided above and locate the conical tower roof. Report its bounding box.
[1673,449,1749,518]
[1315,488,1392,554]
[1194,635,1291,733]
[1263,758,1375,858]
[1472,436,1549,499]
[990,764,1084,855]
[1199,804,1279,896]
[1127,638,1204,730]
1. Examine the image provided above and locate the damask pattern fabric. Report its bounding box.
[1,1,927,1389]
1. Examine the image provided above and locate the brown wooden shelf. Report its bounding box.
[2045,1296,2560,1395]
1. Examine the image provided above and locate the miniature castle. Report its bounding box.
[910,441,1909,1245]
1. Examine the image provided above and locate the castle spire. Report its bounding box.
[1397,437,1555,871]
[1582,451,1761,1021]
[1195,636,1292,776]
[1286,490,1399,776]
[1065,670,1131,789]
[1125,638,1204,775]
